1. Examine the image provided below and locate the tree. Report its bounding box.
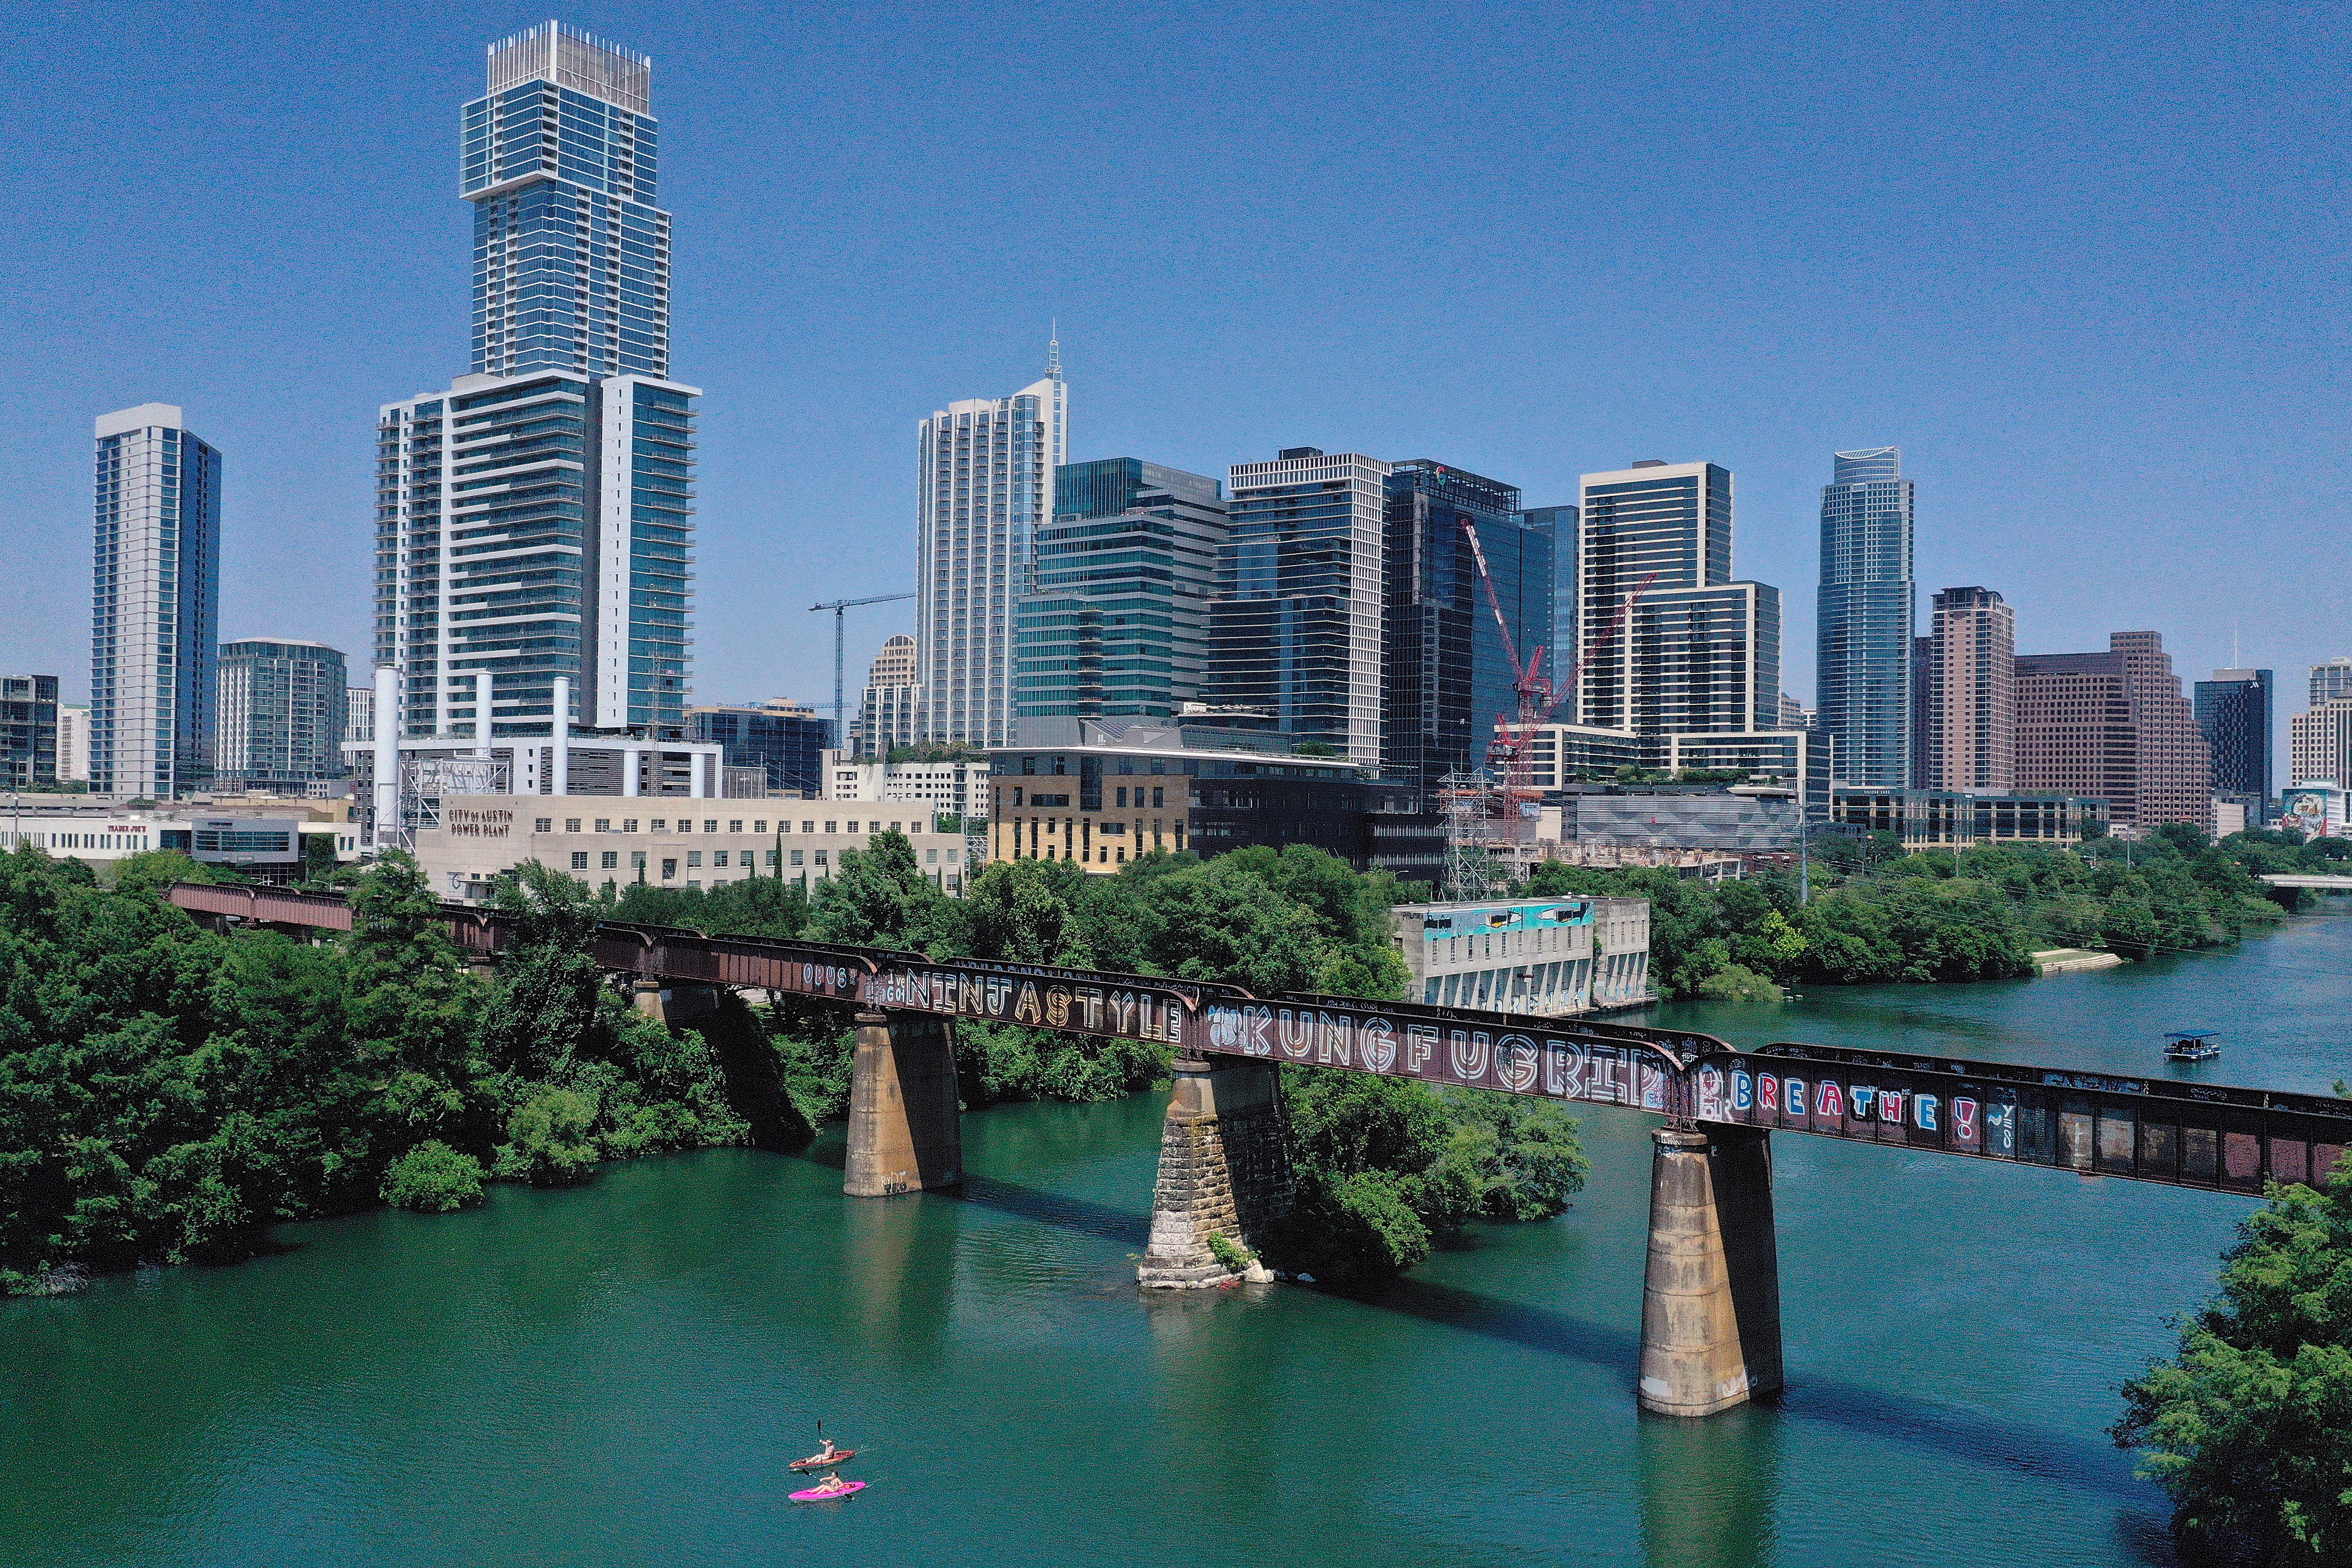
[810,831,951,953]
[2115,1165,2352,1562]
[381,1141,486,1212]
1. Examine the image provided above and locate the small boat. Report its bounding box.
[789,1479,867,1503]
[789,1447,858,1472]
[2164,1030,2221,1063]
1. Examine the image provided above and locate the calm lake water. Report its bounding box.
[4,914,2347,1567]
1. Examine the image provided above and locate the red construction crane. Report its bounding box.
[1459,519,1655,838]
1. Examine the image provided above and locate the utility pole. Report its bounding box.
[808,593,914,750]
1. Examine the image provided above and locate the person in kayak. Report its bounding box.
[813,1436,837,1462]
[814,1472,849,1495]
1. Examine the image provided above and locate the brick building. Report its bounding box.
[2014,630,2211,832]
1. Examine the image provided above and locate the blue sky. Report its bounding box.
[2,0,2344,752]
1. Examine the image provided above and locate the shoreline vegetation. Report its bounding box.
[2,823,2342,1295]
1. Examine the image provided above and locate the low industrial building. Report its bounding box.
[407,797,970,904]
[1830,786,2108,850]
[1391,896,1652,1015]
[0,804,351,881]
[984,718,1443,882]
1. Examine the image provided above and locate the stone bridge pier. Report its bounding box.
[842,1009,964,1197]
[1139,1056,1291,1287]
[1638,1125,1783,1416]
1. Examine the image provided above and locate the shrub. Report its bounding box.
[380,1141,487,1212]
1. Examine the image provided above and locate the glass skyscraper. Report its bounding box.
[1816,446,1916,786]
[1575,462,1776,738]
[215,640,350,787]
[1016,458,1226,722]
[2195,668,2273,803]
[1517,502,1578,696]
[91,404,220,797]
[916,352,1069,746]
[1210,449,1392,764]
[1381,460,1545,789]
[465,23,668,380]
[375,25,698,743]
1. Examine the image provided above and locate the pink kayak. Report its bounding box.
[790,1479,867,1503]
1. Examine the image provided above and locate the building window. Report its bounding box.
[565,818,581,834]
[766,849,779,866]
[652,819,667,832]
[594,818,610,833]
[790,850,804,866]
[1152,788,1164,808]
[754,820,767,833]
[926,848,938,863]
[534,817,552,833]
[1115,787,1127,807]
[687,851,702,867]
[713,851,729,867]
[703,819,717,833]
[632,851,646,870]
[815,850,828,866]
[824,822,838,834]
[570,852,588,869]
[677,818,692,832]
[622,819,637,833]
[802,821,815,833]
[729,820,743,833]
[660,858,678,879]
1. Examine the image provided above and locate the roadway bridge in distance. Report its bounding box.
[2261,874,2352,889]
[167,882,2352,1419]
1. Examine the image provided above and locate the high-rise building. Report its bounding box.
[90,404,220,798]
[687,699,833,796]
[916,347,1069,746]
[1575,462,1779,740]
[466,23,668,381]
[2310,658,2352,708]
[57,703,89,783]
[376,28,699,743]
[858,635,921,755]
[2,676,60,789]
[2289,699,2352,789]
[2015,630,2211,832]
[345,688,375,744]
[1917,587,2015,790]
[2195,668,2273,807]
[1016,458,1226,724]
[1815,446,1915,787]
[1210,449,1392,764]
[215,640,350,788]
[1381,461,1546,789]
[1517,503,1579,694]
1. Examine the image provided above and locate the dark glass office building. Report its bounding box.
[1816,446,1916,787]
[2195,668,2273,803]
[1517,503,1578,694]
[1,675,59,790]
[1381,460,1545,789]
[1016,458,1226,722]
[687,704,833,796]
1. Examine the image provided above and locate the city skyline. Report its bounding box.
[1,6,2342,789]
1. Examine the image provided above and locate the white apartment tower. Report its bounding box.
[859,634,921,754]
[90,404,221,798]
[916,345,1068,746]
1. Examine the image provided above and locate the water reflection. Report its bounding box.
[1638,1403,1783,1568]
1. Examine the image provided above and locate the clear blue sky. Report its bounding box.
[2,0,2344,752]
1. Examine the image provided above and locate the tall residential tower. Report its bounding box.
[916,348,1068,746]
[1917,586,2014,790]
[375,24,699,743]
[91,404,221,797]
[1815,446,1915,786]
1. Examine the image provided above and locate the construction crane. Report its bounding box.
[1454,518,1657,872]
[809,592,915,747]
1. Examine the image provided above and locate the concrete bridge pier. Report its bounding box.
[843,1009,963,1197]
[631,979,721,1024]
[1139,1056,1292,1287]
[1637,1126,1784,1416]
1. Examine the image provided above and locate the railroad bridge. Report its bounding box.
[168,882,2352,1419]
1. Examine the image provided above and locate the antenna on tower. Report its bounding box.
[1047,320,1061,378]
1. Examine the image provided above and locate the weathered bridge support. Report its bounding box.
[1139,1056,1291,1287]
[631,979,721,1024]
[1637,1126,1783,1417]
[843,1009,963,1197]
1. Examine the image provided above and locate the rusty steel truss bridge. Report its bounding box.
[168,882,2351,1418]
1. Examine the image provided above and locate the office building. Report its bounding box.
[2015,630,2211,832]
[1517,503,1579,697]
[345,688,375,744]
[2280,781,2349,840]
[1777,692,1808,730]
[1210,449,1392,763]
[1016,458,1227,723]
[1521,721,1644,787]
[378,26,699,744]
[1815,447,1915,787]
[410,804,970,904]
[1917,587,2015,790]
[985,718,1442,881]
[0,804,322,881]
[858,635,921,754]
[57,704,89,783]
[90,404,221,798]
[1574,461,1780,741]
[2,676,60,790]
[1830,786,2108,851]
[2290,699,2352,791]
[823,748,990,821]
[215,640,349,789]
[466,23,668,380]
[1392,897,1652,1015]
[1382,460,1546,789]
[2195,668,2273,813]
[917,346,1069,747]
[2311,658,2352,707]
[1665,729,1834,820]
[687,699,833,796]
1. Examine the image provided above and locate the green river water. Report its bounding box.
[4,914,2348,1567]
